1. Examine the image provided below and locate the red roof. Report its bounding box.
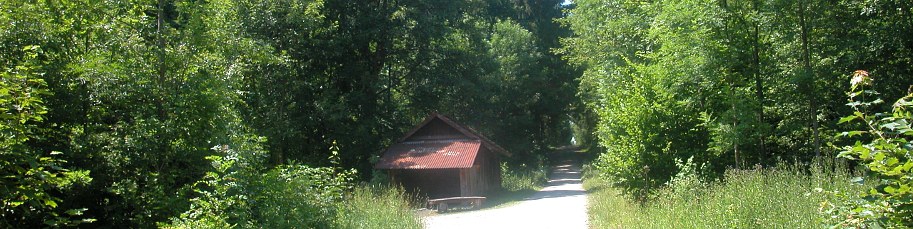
[375,140,481,169]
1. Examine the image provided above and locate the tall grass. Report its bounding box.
[334,185,423,229]
[585,160,868,228]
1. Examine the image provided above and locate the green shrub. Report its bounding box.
[256,165,355,228]
[163,150,420,229]
[162,153,259,229]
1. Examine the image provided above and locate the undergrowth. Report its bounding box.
[161,153,422,229]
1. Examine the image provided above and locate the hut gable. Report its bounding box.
[403,118,470,141]
[393,113,510,157]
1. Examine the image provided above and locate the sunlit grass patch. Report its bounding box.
[334,185,424,229]
[584,160,868,228]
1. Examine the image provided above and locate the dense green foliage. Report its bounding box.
[0,0,576,227]
[584,160,868,228]
[5,0,910,226]
[1,46,93,227]
[236,0,577,169]
[561,0,913,198]
[561,0,913,226]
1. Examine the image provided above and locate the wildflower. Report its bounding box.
[851,70,870,87]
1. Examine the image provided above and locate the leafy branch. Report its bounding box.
[835,70,913,228]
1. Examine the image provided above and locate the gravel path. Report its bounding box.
[423,157,588,229]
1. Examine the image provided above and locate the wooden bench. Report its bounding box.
[427,197,486,213]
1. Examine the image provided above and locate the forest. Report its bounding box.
[1,0,911,228]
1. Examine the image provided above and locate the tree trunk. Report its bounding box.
[799,0,821,157]
[729,84,742,169]
[156,0,166,120]
[752,0,767,164]
[753,23,766,162]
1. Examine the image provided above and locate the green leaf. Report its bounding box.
[884,186,896,194]
[851,177,865,185]
[65,208,87,216]
[847,131,867,137]
[881,122,900,130]
[839,115,858,124]
[858,147,871,159]
[44,199,57,208]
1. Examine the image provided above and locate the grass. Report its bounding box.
[584,161,869,228]
[334,185,424,229]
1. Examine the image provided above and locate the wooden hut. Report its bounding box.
[375,113,511,198]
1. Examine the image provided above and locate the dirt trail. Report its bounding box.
[423,152,588,229]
